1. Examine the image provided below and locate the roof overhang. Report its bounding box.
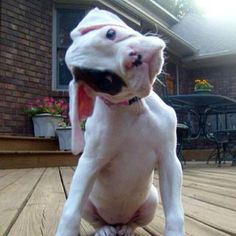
[54,0,198,58]
[99,0,198,58]
[183,51,236,69]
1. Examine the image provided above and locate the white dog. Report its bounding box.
[56,8,184,236]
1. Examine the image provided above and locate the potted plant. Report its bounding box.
[194,79,214,93]
[25,97,68,137]
[56,119,86,151]
[56,119,72,151]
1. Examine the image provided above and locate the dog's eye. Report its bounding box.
[106,29,116,40]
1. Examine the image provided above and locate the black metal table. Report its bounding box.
[165,93,236,166]
[166,93,236,140]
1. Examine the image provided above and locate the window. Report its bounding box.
[52,4,140,90]
[53,8,85,90]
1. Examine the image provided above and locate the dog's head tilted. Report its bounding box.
[66,8,165,154]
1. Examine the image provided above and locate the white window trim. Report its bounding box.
[51,1,141,91]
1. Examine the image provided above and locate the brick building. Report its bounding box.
[0,0,54,135]
[0,0,236,136]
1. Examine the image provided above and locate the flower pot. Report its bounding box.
[56,126,72,151]
[32,113,63,137]
[194,88,212,94]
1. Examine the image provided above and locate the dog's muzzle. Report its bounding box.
[73,67,127,95]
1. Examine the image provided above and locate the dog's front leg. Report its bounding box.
[158,150,184,236]
[56,155,106,236]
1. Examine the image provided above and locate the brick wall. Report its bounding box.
[0,0,53,135]
[178,64,236,150]
[179,64,236,99]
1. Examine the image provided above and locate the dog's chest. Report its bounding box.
[88,99,163,153]
[94,145,156,199]
[98,107,159,172]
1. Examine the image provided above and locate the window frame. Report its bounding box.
[52,4,91,91]
[51,2,141,91]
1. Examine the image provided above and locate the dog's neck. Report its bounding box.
[99,96,146,115]
[100,96,141,106]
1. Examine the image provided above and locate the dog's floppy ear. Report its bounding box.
[69,80,95,155]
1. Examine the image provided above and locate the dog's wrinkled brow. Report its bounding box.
[73,67,126,95]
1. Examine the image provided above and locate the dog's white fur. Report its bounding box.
[56,8,184,236]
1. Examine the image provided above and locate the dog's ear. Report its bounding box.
[70,8,129,39]
[69,80,95,155]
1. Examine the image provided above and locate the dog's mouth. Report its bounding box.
[73,67,127,96]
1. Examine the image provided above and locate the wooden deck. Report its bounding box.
[0,164,236,236]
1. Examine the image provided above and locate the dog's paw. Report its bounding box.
[116,225,134,236]
[95,225,117,236]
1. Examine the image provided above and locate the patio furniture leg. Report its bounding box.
[217,144,222,167]
[207,148,217,164]
[222,143,227,164]
[232,155,236,166]
[177,144,184,168]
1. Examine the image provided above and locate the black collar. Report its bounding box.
[100,96,141,106]
[128,96,141,105]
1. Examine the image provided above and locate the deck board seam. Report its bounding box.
[182,185,236,199]
[182,194,236,212]
[185,214,235,236]
[0,169,32,192]
[183,176,236,190]
[59,167,68,199]
[3,168,46,236]
[183,185,236,200]
[143,225,161,236]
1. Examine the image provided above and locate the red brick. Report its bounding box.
[0,0,54,135]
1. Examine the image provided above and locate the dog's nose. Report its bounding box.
[129,51,137,57]
[132,54,142,67]
[128,50,143,67]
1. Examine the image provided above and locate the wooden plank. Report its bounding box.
[0,135,58,151]
[59,167,96,235]
[1,166,234,235]
[183,179,236,199]
[146,213,230,236]
[183,175,236,189]
[79,219,94,235]
[59,167,74,196]
[184,170,236,184]
[199,168,236,176]
[0,151,79,169]
[0,169,15,178]
[146,197,230,236]
[0,168,45,236]
[182,168,236,234]
[59,166,236,235]
[183,185,236,210]
[153,173,233,236]
[7,168,65,236]
[184,216,230,236]
[183,195,236,235]
[185,167,236,175]
[0,168,32,191]
[135,227,153,235]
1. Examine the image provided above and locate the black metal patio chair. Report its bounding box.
[176,123,189,167]
[206,107,236,166]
